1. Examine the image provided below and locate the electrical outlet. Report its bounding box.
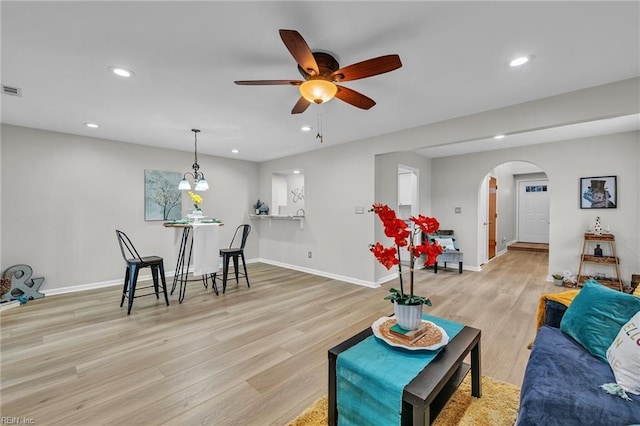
[308,251,312,259]
[355,206,365,214]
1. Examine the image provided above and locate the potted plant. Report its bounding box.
[370,204,443,330]
[552,274,564,286]
[188,191,203,216]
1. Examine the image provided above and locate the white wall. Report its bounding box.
[431,131,639,281]
[256,78,639,286]
[255,140,378,286]
[0,125,259,293]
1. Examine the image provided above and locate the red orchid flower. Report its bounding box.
[370,243,399,270]
[411,214,440,235]
[416,243,444,267]
[371,203,443,302]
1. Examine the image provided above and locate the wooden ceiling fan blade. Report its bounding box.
[291,97,311,114]
[279,29,319,76]
[335,86,376,110]
[234,80,302,86]
[330,54,402,82]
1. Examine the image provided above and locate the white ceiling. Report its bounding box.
[2,1,639,162]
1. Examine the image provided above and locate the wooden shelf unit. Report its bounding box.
[577,233,623,291]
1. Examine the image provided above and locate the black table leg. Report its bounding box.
[171,228,190,295]
[471,336,482,397]
[328,352,337,426]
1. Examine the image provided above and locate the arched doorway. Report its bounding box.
[478,161,549,265]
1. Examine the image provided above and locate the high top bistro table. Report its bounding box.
[163,221,222,302]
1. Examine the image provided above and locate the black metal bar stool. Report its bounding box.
[215,224,251,293]
[116,230,170,314]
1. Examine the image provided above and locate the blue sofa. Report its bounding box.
[517,299,640,425]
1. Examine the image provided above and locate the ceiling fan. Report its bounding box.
[234,29,403,114]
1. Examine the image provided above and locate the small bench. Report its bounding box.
[427,230,463,274]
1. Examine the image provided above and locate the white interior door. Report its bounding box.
[518,180,550,243]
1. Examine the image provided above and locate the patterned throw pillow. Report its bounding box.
[606,311,640,395]
[434,237,456,251]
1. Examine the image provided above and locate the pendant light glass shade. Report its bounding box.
[178,179,191,190]
[195,179,209,191]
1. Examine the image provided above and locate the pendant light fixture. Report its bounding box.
[178,129,209,191]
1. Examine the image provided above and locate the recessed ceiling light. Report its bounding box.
[84,122,99,128]
[509,56,530,67]
[293,170,301,174]
[231,149,239,154]
[301,125,312,132]
[108,66,134,78]
[494,134,505,139]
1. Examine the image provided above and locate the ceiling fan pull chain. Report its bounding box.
[316,104,324,143]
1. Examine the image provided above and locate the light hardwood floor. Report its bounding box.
[1,250,564,425]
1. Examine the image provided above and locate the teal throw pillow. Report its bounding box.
[559,279,640,362]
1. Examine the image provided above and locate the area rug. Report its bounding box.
[287,375,520,426]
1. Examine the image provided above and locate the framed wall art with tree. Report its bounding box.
[144,170,182,220]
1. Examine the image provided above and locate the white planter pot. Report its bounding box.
[394,302,423,331]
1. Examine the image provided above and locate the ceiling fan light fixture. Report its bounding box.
[299,79,337,104]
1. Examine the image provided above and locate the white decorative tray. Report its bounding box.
[371,316,449,351]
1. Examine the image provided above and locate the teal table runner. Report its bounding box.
[336,314,464,426]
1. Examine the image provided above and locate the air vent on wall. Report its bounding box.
[2,85,22,97]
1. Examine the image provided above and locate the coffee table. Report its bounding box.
[328,323,481,426]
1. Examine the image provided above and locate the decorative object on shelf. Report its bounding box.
[370,204,443,330]
[594,244,603,257]
[188,191,203,215]
[178,129,209,191]
[580,176,616,209]
[593,216,603,235]
[253,199,269,215]
[563,270,577,287]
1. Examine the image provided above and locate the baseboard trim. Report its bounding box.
[42,259,380,296]
[254,258,379,288]
[43,278,123,296]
